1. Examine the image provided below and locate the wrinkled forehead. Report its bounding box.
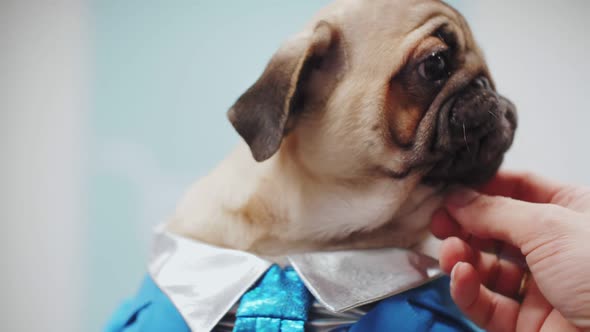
[315,0,480,74]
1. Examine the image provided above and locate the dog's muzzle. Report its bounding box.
[424,77,518,185]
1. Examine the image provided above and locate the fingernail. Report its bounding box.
[450,262,461,279]
[450,262,463,289]
[445,187,480,208]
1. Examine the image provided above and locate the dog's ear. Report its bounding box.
[228,22,340,162]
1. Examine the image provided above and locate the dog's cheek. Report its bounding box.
[385,81,426,148]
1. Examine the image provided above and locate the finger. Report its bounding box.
[440,237,524,298]
[515,280,553,332]
[431,209,521,258]
[477,171,565,203]
[466,236,503,257]
[539,309,581,332]
[431,210,494,252]
[483,171,590,214]
[444,188,577,253]
[439,237,469,274]
[431,209,464,240]
[450,262,519,332]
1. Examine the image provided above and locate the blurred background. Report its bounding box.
[1,1,589,331]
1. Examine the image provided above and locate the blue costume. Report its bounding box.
[106,228,479,332]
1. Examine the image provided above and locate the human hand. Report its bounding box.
[431,171,590,331]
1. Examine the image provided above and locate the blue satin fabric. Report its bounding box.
[106,273,479,332]
[348,276,479,332]
[233,265,313,332]
[104,275,190,332]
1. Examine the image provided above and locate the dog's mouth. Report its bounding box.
[422,77,518,185]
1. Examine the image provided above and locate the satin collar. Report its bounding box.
[148,226,441,332]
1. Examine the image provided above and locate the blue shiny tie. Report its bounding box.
[233,265,313,332]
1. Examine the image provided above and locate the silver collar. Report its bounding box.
[148,227,441,332]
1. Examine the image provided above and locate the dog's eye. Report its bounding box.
[418,52,450,82]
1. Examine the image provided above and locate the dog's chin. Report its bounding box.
[421,79,517,186]
[423,150,505,186]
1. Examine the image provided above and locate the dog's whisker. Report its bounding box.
[487,110,499,119]
[462,122,471,153]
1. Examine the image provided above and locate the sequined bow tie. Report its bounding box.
[233,265,313,332]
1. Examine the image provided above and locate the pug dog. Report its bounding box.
[167,0,517,259]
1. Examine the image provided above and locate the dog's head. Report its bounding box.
[228,0,516,192]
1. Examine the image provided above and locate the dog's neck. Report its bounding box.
[168,143,442,256]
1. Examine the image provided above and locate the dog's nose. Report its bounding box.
[449,102,490,131]
[471,76,491,90]
[448,78,497,135]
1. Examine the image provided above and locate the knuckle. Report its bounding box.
[552,185,587,204]
[523,204,574,249]
[483,296,498,328]
[537,204,568,228]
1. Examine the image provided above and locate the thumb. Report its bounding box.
[444,188,577,254]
